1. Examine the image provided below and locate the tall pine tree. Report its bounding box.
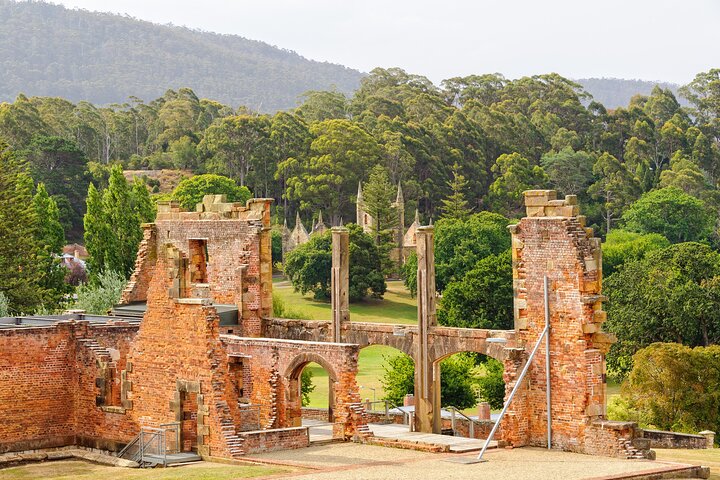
[33,182,68,308]
[0,142,43,313]
[440,163,472,220]
[84,165,143,278]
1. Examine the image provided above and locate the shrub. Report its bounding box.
[74,270,127,314]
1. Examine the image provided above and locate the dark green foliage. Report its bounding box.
[284,224,385,302]
[438,354,480,409]
[347,224,387,301]
[602,229,670,276]
[621,187,715,243]
[23,135,89,240]
[380,352,481,410]
[32,183,68,308]
[440,163,472,220]
[604,243,720,378]
[380,353,415,407]
[84,165,145,278]
[301,369,315,407]
[540,147,595,196]
[0,1,361,112]
[438,251,513,329]
[477,358,505,410]
[131,178,156,224]
[284,233,332,301]
[0,142,43,313]
[621,343,720,435]
[171,174,252,211]
[404,212,511,294]
[271,230,283,266]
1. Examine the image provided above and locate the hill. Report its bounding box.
[0,0,363,112]
[576,77,687,109]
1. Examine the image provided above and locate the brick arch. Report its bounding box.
[284,352,339,382]
[430,342,510,365]
[342,326,415,356]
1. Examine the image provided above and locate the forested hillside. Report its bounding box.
[0,0,362,112]
[577,78,686,109]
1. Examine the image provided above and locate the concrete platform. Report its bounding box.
[368,422,495,452]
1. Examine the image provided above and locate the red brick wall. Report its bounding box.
[239,427,309,454]
[121,224,157,304]
[125,250,240,458]
[0,322,139,453]
[0,325,76,452]
[222,336,366,440]
[72,324,138,449]
[505,191,617,455]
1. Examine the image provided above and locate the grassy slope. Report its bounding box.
[0,460,287,480]
[654,449,720,479]
[274,279,415,408]
[273,279,417,325]
[304,345,404,408]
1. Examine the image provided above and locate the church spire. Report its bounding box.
[395,182,404,205]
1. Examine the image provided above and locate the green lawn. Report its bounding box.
[654,448,720,480]
[0,460,288,480]
[273,278,417,325]
[304,345,405,408]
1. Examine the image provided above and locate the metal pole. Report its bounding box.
[477,322,549,461]
[545,276,552,450]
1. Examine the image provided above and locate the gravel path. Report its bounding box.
[247,444,700,480]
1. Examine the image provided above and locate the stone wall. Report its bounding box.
[239,427,309,454]
[642,430,710,450]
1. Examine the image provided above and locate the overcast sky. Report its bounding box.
[51,0,719,85]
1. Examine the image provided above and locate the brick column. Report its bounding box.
[331,227,350,342]
[414,226,440,433]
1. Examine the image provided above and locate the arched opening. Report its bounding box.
[286,353,338,442]
[433,352,505,439]
[359,344,415,433]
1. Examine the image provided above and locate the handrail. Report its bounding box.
[476,276,552,461]
[362,399,411,424]
[118,435,141,460]
[118,422,181,466]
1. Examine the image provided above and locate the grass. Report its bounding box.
[273,278,417,325]
[304,345,404,408]
[654,448,720,479]
[0,459,287,480]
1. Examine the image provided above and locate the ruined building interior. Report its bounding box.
[0,191,662,462]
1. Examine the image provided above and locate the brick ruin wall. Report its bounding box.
[122,196,273,337]
[0,191,668,460]
[0,322,139,453]
[502,191,640,457]
[222,336,367,440]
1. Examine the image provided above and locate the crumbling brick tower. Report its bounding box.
[122,196,274,457]
[503,190,616,452]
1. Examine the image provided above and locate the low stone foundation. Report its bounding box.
[0,446,139,469]
[642,430,711,450]
[239,427,310,454]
